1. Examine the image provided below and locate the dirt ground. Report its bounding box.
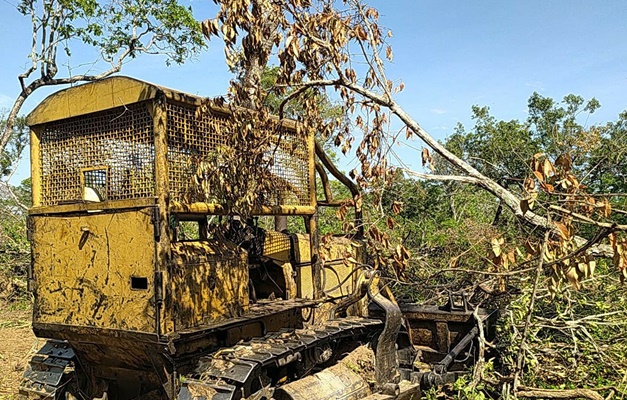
[0,302,39,399]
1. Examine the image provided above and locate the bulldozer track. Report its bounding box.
[178,316,384,400]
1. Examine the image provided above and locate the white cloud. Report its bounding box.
[430,108,447,115]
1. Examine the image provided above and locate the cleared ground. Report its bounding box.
[0,302,38,399]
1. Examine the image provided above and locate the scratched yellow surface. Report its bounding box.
[30,208,157,332]
[168,241,249,331]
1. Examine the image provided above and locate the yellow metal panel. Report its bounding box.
[292,233,314,299]
[320,238,366,298]
[168,240,249,331]
[292,233,311,264]
[262,231,291,263]
[297,264,314,300]
[31,208,157,332]
[27,77,162,126]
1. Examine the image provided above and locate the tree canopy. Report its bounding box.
[0,0,206,160]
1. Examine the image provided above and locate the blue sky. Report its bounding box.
[1,0,627,182]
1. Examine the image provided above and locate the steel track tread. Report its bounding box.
[178,317,383,400]
[20,339,76,397]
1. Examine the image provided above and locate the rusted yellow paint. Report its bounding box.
[289,234,314,299]
[31,208,157,332]
[148,98,173,336]
[27,75,301,130]
[280,262,298,299]
[292,234,311,263]
[167,241,249,331]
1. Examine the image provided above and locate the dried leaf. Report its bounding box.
[555,153,572,171]
[421,148,432,167]
[542,159,555,179]
[346,257,359,265]
[566,173,579,189]
[603,198,611,218]
[549,274,559,299]
[491,237,502,257]
[523,177,536,192]
[554,222,570,240]
[540,181,554,193]
[521,199,530,214]
[565,267,581,289]
[516,246,526,260]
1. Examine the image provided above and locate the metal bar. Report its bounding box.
[30,127,42,207]
[169,201,316,216]
[29,197,159,215]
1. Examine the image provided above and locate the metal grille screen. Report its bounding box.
[39,103,155,205]
[166,102,312,207]
[37,99,311,208]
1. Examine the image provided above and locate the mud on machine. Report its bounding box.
[20,76,494,400]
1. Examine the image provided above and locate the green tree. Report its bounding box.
[588,111,627,222]
[0,112,31,300]
[0,0,206,158]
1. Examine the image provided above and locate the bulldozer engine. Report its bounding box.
[21,76,495,400]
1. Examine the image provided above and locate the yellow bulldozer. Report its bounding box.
[20,76,494,400]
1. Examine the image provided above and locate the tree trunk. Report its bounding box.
[387,100,614,256]
[517,387,605,400]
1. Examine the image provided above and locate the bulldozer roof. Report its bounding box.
[26,75,298,131]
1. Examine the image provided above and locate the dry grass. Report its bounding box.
[0,301,40,399]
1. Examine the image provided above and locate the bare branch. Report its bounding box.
[549,204,627,231]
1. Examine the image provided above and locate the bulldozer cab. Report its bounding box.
[26,75,364,337]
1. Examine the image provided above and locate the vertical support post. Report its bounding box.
[148,95,172,337]
[30,127,42,207]
[305,123,322,300]
[150,94,178,398]
[308,213,322,299]
[275,215,287,232]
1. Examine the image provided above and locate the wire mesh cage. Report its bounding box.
[165,101,313,207]
[38,102,156,206]
[34,81,313,210]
